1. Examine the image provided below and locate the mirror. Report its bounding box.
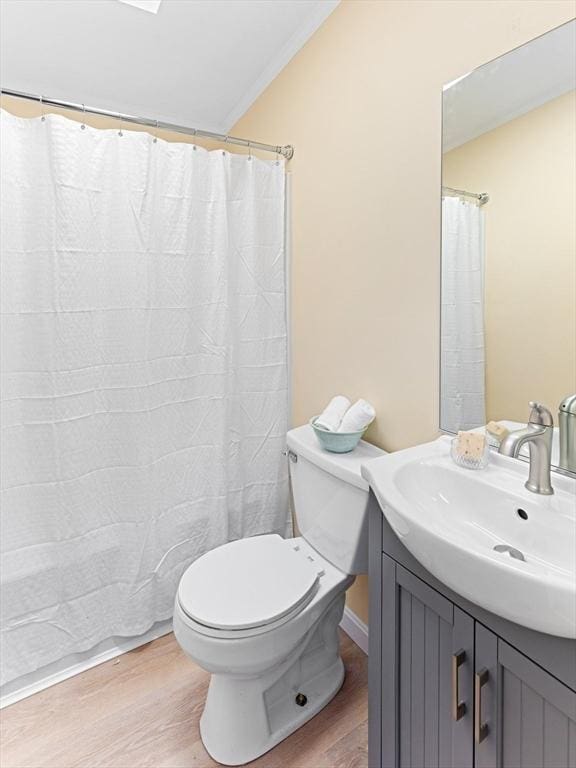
[440,20,576,469]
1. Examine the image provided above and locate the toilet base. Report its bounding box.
[199,594,346,766]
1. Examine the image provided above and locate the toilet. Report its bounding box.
[173,423,384,765]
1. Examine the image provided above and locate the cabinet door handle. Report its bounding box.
[475,668,489,744]
[451,649,466,721]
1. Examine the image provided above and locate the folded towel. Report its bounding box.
[338,399,375,433]
[315,395,351,432]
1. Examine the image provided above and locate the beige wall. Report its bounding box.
[444,91,576,424]
[232,1,575,624]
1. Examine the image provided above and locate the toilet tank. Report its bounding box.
[286,425,385,574]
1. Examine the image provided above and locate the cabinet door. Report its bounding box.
[381,557,474,768]
[475,623,576,768]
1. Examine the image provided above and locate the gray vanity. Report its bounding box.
[367,495,576,768]
[365,19,576,768]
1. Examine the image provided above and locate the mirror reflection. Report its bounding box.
[440,20,576,470]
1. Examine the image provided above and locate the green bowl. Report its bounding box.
[310,417,367,453]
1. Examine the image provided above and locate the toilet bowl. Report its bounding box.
[173,424,384,765]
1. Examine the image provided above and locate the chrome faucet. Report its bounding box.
[499,402,554,495]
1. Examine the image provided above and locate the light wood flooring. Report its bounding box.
[0,631,368,768]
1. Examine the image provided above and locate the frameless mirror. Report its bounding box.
[440,20,576,470]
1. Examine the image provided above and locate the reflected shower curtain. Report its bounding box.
[0,110,290,685]
[441,196,486,432]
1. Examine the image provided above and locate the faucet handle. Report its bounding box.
[528,401,554,427]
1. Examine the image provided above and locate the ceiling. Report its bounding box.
[0,0,339,134]
[443,20,576,152]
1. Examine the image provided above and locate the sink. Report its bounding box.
[362,436,576,638]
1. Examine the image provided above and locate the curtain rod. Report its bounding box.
[0,88,295,160]
[442,185,489,205]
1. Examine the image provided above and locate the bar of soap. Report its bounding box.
[457,431,486,460]
[486,421,509,443]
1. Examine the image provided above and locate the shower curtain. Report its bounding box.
[440,196,486,433]
[0,110,290,686]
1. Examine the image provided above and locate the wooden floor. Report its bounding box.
[0,631,367,768]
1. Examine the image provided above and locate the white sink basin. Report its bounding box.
[362,436,576,638]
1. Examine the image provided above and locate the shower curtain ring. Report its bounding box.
[247,140,252,161]
[192,127,197,150]
[40,95,45,122]
[153,119,158,143]
[222,135,228,157]
[80,104,86,130]
[118,113,123,137]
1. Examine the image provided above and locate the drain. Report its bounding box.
[494,544,526,562]
[295,693,308,707]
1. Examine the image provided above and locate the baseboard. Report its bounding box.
[0,619,173,710]
[340,606,368,655]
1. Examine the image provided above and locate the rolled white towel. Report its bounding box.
[314,395,351,432]
[338,399,375,433]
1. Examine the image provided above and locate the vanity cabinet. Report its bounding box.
[476,624,576,768]
[381,556,474,768]
[369,498,576,768]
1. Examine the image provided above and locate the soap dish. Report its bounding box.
[450,437,490,470]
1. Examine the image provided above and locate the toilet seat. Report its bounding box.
[177,534,321,634]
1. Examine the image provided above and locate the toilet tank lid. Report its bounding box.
[286,424,385,490]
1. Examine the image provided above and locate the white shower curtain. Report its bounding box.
[0,110,290,686]
[440,196,486,433]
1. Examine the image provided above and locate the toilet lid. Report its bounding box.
[177,534,320,631]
